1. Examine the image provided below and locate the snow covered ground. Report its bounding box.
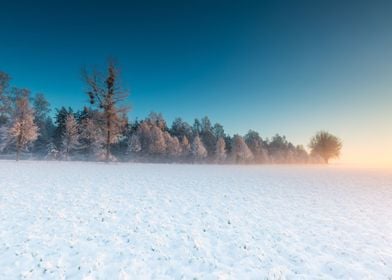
[0,161,391,279]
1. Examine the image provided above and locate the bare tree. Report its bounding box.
[309,131,342,164]
[83,61,129,161]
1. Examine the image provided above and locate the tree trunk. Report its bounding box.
[16,137,20,161]
[16,147,20,161]
[105,120,111,162]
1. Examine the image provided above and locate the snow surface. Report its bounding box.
[0,161,391,279]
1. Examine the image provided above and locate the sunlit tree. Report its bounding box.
[309,131,342,164]
[83,61,129,161]
[1,89,38,160]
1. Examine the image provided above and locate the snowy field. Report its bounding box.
[0,161,391,279]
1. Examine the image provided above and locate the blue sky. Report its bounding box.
[1,0,391,165]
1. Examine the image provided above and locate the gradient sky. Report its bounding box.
[1,0,391,166]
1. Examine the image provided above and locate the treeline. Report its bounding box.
[0,64,341,164]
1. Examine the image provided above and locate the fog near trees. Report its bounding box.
[0,67,341,164]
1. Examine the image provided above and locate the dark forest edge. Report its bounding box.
[0,63,342,164]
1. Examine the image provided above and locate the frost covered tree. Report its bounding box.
[135,120,166,157]
[1,91,38,160]
[164,132,181,158]
[191,135,207,161]
[148,112,167,131]
[53,107,73,150]
[200,116,216,157]
[128,133,141,153]
[244,130,268,163]
[62,114,80,160]
[46,142,59,160]
[135,121,150,153]
[84,61,129,161]
[149,125,166,155]
[267,134,290,163]
[180,136,191,158]
[79,117,104,160]
[215,137,227,162]
[294,145,309,163]
[309,131,342,164]
[232,135,253,163]
[32,93,54,156]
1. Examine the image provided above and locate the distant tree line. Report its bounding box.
[0,64,342,164]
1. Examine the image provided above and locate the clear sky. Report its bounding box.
[1,0,391,166]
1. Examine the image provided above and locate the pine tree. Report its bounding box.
[32,93,54,156]
[1,91,38,160]
[53,107,73,150]
[0,71,11,125]
[200,116,216,157]
[170,117,193,141]
[62,114,80,160]
[212,123,225,139]
[84,61,129,161]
